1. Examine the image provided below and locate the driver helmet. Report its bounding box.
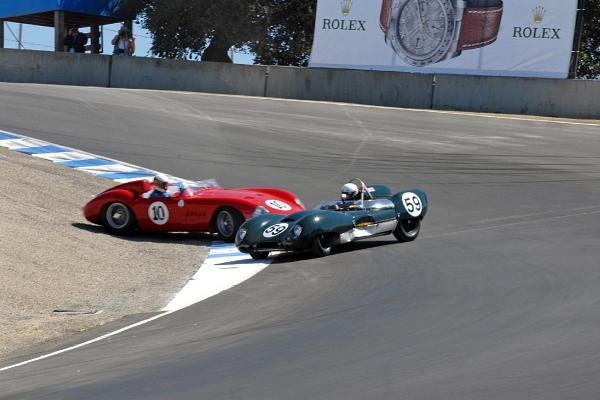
[341,182,360,201]
[153,173,169,193]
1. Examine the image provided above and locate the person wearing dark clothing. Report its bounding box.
[63,27,88,53]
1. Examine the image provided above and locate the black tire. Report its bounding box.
[214,208,245,242]
[249,250,269,260]
[311,233,332,257]
[393,218,421,242]
[101,202,136,234]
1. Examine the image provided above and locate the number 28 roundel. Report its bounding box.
[148,201,170,225]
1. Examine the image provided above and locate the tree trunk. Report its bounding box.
[201,37,232,63]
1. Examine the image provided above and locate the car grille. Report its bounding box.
[255,242,282,250]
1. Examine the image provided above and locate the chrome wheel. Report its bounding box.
[311,233,332,257]
[393,218,421,242]
[105,203,130,230]
[216,210,235,237]
[214,208,244,242]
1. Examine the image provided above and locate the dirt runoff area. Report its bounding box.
[0,147,209,362]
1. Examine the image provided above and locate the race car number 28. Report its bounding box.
[263,223,289,238]
[401,192,422,217]
[265,200,292,211]
[148,201,170,225]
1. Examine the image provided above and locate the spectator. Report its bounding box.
[112,26,136,56]
[63,26,88,53]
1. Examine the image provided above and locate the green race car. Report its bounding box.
[235,179,428,259]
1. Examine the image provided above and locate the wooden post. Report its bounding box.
[91,25,100,53]
[0,20,4,49]
[54,10,65,52]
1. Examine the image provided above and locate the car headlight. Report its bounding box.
[236,226,247,243]
[295,198,306,209]
[288,225,303,240]
[252,206,271,217]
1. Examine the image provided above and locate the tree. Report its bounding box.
[138,0,268,62]
[577,0,600,78]
[249,0,317,67]
[137,0,315,65]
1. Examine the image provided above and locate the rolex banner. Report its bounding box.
[309,0,578,78]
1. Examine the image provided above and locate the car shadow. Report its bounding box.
[272,239,400,264]
[71,222,213,245]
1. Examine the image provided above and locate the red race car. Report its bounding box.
[83,179,305,241]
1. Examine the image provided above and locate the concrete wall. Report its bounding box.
[110,56,268,97]
[0,49,598,119]
[266,66,433,109]
[0,48,110,87]
[433,75,600,120]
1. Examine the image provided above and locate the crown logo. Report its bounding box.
[341,0,353,16]
[532,6,545,23]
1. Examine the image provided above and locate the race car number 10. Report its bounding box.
[401,192,422,217]
[148,201,170,225]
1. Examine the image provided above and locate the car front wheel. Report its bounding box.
[101,202,136,234]
[249,250,269,260]
[393,218,421,242]
[311,233,333,257]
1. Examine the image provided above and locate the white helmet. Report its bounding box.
[341,182,359,201]
[153,173,169,192]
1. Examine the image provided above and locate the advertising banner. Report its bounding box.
[309,0,578,78]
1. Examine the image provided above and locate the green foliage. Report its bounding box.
[137,0,315,65]
[577,0,600,79]
[249,0,317,67]
[138,0,267,61]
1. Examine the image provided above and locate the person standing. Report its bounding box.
[63,26,88,53]
[112,26,136,56]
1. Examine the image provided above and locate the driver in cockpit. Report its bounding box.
[340,182,362,201]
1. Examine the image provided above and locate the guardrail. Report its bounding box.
[1,48,598,119]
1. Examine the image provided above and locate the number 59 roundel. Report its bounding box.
[401,192,423,217]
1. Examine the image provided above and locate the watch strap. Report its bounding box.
[380,0,392,33]
[457,4,503,50]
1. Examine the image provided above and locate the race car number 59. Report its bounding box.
[263,223,289,238]
[401,192,422,217]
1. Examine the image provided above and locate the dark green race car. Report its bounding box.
[235,179,428,259]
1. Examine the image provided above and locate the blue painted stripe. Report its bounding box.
[210,243,237,249]
[207,251,246,259]
[96,171,154,180]
[0,132,20,140]
[14,145,70,154]
[59,158,116,168]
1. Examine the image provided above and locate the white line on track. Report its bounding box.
[0,243,271,373]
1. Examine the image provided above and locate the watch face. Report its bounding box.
[388,0,455,67]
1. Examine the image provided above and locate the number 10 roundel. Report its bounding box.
[148,201,170,225]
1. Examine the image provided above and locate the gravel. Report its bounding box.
[0,147,209,361]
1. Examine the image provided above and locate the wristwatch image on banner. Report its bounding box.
[380,0,504,66]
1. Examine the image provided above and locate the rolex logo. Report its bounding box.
[341,0,353,16]
[532,6,545,24]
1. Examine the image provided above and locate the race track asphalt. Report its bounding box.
[1,83,600,400]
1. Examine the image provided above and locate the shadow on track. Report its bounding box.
[272,238,401,264]
[71,222,213,245]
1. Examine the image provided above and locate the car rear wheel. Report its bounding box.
[393,218,420,242]
[249,250,269,260]
[214,208,244,242]
[311,233,332,257]
[101,202,136,234]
